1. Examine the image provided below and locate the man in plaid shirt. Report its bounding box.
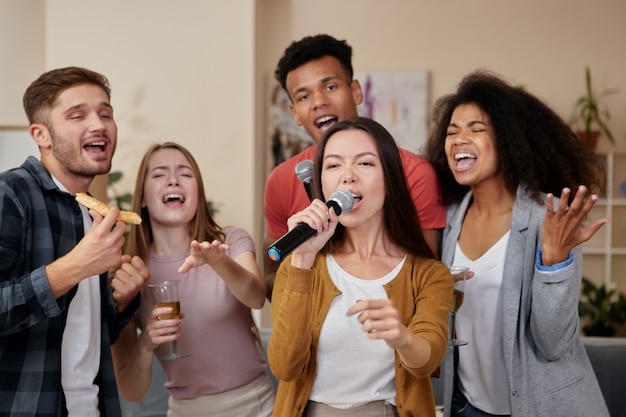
[0,67,147,416]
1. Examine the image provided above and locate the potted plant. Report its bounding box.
[579,277,626,336]
[108,171,133,210]
[570,66,619,150]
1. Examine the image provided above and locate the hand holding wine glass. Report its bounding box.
[148,280,191,360]
[447,265,469,347]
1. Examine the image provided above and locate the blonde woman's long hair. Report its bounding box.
[127,142,261,346]
[127,142,224,260]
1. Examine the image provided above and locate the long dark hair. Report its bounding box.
[425,70,606,206]
[313,117,435,260]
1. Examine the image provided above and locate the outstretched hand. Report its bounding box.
[541,186,610,266]
[178,239,229,273]
[347,299,408,350]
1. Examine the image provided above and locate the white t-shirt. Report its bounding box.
[58,182,101,416]
[455,232,511,415]
[309,254,406,409]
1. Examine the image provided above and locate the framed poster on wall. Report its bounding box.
[355,70,429,155]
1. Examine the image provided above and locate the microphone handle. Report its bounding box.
[267,223,316,262]
[267,200,342,262]
[303,181,313,201]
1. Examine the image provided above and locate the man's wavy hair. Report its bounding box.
[23,66,111,126]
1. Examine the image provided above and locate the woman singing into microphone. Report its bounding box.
[268,117,453,417]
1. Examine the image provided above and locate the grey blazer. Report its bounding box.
[440,185,608,417]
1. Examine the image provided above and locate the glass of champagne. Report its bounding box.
[448,265,469,347]
[148,280,191,360]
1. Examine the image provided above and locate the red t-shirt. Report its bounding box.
[264,145,445,239]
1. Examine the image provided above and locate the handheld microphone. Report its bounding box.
[295,160,314,201]
[267,189,354,262]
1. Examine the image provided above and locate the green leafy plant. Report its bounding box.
[206,200,221,217]
[570,66,619,146]
[108,171,133,210]
[579,277,626,336]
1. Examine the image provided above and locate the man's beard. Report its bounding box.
[49,127,113,177]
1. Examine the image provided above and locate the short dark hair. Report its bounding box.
[23,66,111,125]
[313,117,435,260]
[275,34,354,94]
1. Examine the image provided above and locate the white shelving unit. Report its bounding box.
[582,151,626,293]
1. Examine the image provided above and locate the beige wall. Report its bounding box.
[0,0,44,126]
[45,0,257,235]
[2,0,626,289]
[257,0,626,151]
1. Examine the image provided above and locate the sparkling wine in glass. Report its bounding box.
[148,280,191,360]
[447,265,469,347]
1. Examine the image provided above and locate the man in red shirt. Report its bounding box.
[263,34,445,300]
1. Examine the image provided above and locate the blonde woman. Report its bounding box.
[112,142,274,417]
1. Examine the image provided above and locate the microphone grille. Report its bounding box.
[329,189,355,215]
[295,160,314,183]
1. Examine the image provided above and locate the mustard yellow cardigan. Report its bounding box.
[268,253,453,417]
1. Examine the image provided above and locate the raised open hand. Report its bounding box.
[541,186,610,266]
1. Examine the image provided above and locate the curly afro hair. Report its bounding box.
[425,70,606,206]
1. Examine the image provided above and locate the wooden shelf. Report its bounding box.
[582,151,626,295]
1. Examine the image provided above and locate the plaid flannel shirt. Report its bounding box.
[0,156,137,417]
